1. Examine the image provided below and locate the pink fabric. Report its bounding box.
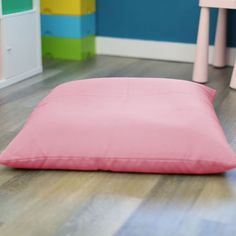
[0,78,236,174]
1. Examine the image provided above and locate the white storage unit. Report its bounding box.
[0,0,42,89]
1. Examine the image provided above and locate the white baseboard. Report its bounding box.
[0,67,43,90]
[96,37,236,66]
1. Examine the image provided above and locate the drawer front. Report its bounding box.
[2,0,33,15]
[2,12,38,79]
[41,0,96,16]
[41,14,95,38]
[42,36,95,60]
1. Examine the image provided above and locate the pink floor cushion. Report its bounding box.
[0,78,236,174]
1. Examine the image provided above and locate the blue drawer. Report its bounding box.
[41,13,95,38]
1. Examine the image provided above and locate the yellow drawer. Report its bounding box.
[41,0,95,16]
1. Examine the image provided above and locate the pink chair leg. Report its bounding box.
[230,60,236,89]
[213,9,227,68]
[193,7,210,83]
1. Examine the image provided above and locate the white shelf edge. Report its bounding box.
[0,66,43,90]
[1,9,37,19]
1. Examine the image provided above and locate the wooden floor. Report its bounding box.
[0,56,236,236]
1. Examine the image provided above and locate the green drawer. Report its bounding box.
[2,0,33,15]
[42,36,95,61]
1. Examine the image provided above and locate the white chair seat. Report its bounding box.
[200,0,236,9]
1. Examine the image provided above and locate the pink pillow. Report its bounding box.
[0,78,235,174]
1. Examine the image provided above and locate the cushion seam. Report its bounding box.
[1,156,236,164]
